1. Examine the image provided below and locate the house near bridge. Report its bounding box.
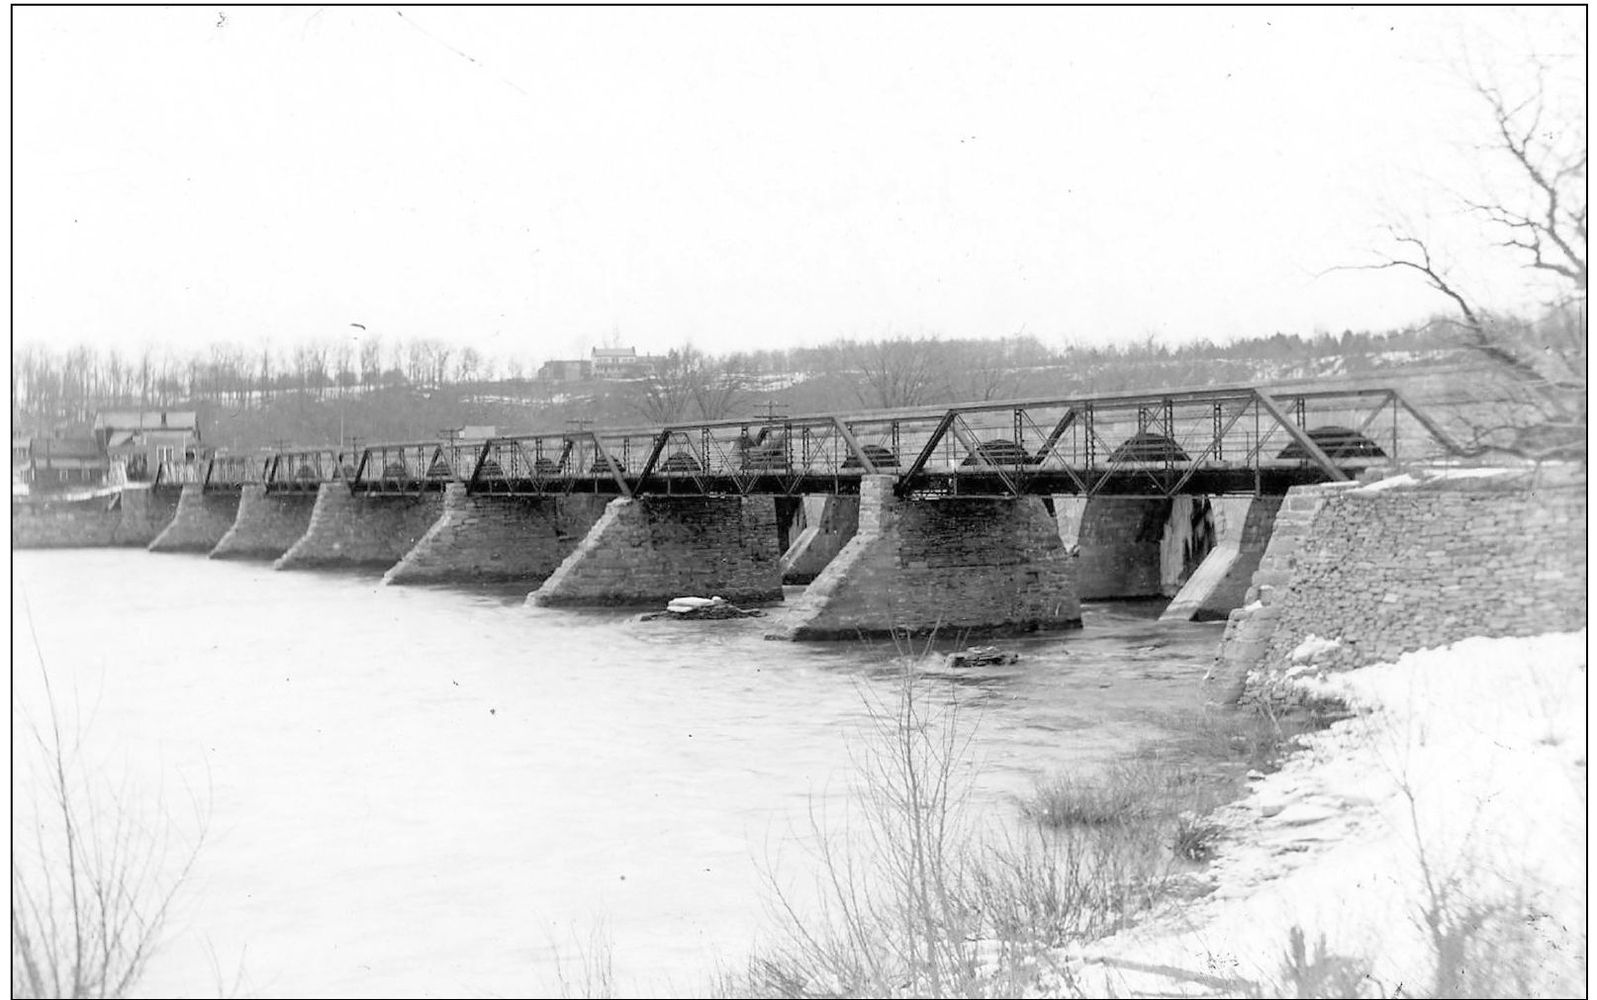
[94,410,202,481]
[17,433,111,488]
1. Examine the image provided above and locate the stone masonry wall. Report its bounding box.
[529,495,783,607]
[275,484,445,571]
[148,486,242,554]
[11,496,123,548]
[1074,497,1174,599]
[1210,470,1586,704]
[780,495,861,584]
[385,485,608,584]
[211,486,318,560]
[112,484,182,546]
[1161,495,1283,622]
[771,476,1082,640]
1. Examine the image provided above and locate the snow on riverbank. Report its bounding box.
[1075,630,1587,997]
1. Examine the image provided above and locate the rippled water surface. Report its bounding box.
[13,549,1227,998]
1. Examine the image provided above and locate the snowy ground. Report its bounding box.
[1074,630,1588,998]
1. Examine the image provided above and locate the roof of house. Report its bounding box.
[93,410,200,431]
[591,347,637,360]
[30,437,106,461]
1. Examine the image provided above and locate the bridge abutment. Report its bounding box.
[1160,496,1283,621]
[112,484,182,546]
[274,484,446,571]
[529,495,784,607]
[384,485,609,585]
[211,485,318,560]
[769,476,1081,640]
[780,495,861,584]
[148,485,242,554]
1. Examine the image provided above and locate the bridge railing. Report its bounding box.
[349,441,454,493]
[204,453,268,489]
[266,449,350,492]
[275,382,1468,499]
[466,435,599,493]
[154,459,206,485]
[882,386,1462,495]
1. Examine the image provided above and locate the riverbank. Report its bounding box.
[1075,630,1587,997]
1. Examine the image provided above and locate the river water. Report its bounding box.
[12,549,1229,998]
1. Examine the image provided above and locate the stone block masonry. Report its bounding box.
[1210,469,1587,704]
[780,495,861,584]
[12,495,122,548]
[770,476,1081,641]
[1073,496,1174,599]
[1161,495,1283,622]
[148,485,242,554]
[384,485,608,585]
[274,484,446,571]
[211,486,318,560]
[112,484,182,546]
[529,495,784,607]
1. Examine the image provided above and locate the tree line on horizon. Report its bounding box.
[12,323,1465,432]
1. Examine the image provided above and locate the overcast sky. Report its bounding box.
[11,6,1584,364]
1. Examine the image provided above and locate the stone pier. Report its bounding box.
[1160,496,1283,621]
[769,476,1080,640]
[529,495,784,607]
[274,484,446,571]
[111,484,182,546]
[1056,495,1229,601]
[384,485,609,585]
[148,485,242,554]
[780,495,860,584]
[211,486,319,560]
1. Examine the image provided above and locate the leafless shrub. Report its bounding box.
[12,615,206,1000]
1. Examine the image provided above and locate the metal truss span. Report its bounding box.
[221,383,1466,498]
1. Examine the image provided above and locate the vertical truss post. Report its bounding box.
[1391,396,1400,464]
[1084,404,1096,469]
[1213,402,1224,462]
[1163,397,1175,474]
[1253,400,1261,494]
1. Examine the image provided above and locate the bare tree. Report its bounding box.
[1359,57,1585,460]
[333,340,356,394]
[455,346,482,385]
[359,335,383,389]
[691,351,754,420]
[838,336,949,409]
[631,345,702,424]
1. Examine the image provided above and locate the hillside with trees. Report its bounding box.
[13,323,1502,454]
